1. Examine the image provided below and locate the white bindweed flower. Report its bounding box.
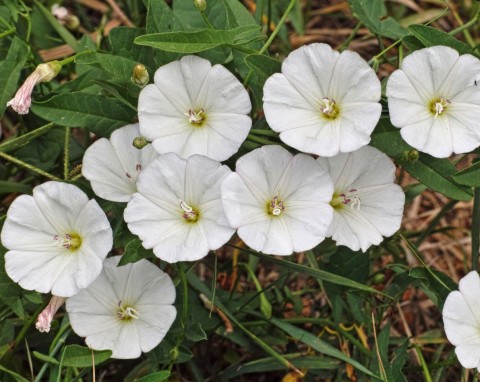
[1,182,113,297]
[387,46,480,158]
[221,145,334,255]
[316,146,405,252]
[82,123,158,202]
[66,256,176,359]
[443,271,480,371]
[137,55,252,161]
[263,43,382,157]
[124,153,235,263]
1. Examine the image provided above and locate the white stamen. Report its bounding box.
[434,97,450,119]
[185,108,205,124]
[179,199,193,213]
[117,302,140,320]
[320,98,335,115]
[270,196,285,216]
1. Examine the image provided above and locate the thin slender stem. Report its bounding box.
[201,12,214,29]
[63,127,70,180]
[368,39,402,66]
[0,151,62,181]
[57,50,90,66]
[472,188,480,271]
[243,0,297,87]
[339,22,362,52]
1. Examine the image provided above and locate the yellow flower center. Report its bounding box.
[320,98,340,120]
[117,302,140,321]
[186,108,207,127]
[53,232,82,252]
[429,96,450,119]
[266,196,285,217]
[179,199,199,223]
[330,190,361,211]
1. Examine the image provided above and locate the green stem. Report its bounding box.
[34,327,72,382]
[12,304,44,352]
[0,151,62,181]
[168,262,189,372]
[401,235,452,292]
[0,29,14,38]
[247,134,279,146]
[243,0,297,87]
[63,127,70,180]
[472,188,480,271]
[339,22,362,52]
[368,38,402,66]
[448,7,479,48]
[414,344,433,382]
[57,50,90,66]
[201,12,214,29]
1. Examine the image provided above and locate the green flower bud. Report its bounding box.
[398,149,419,164]
[194,0,207,12]
[133,136,149,149]
[131,64,149,87]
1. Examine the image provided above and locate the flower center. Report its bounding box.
[117,302,140,321]
[180,199,199,222]
[330,189,361,211]
[53,232,82,251]
[320,98,339,120]
[186,108,206,126]
[266,196,285,216]
[429,97,450,119]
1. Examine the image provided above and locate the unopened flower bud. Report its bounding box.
[52,4,80,30]
[65,15,80,30]
[35,296,67,333]
[7,61,61,115]
[131,64,149,87]
[194,0,207,12]
[397,149,419,164]
[133,136,149,149]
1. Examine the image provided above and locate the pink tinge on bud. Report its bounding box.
[35,296,67,333]
[6,71,42,115]
[7,62,60,115]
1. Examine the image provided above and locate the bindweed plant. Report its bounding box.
[1,0,480,381]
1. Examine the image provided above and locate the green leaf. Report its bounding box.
[119,238,153,266]
[0,123,55,153]
[409,266,456,309]
[402,155,473,201]
[62,345,112,367]
[0,36,29,118]
[244,54,281,85]
[0,181,32,195]
[0,364,29,382]
[33,0,78,50]
[185,322,207,342]
[220,355,338,378]
[453,161,480,187]
[145,0,182,33]
[269,318,379,379]
[135,371,171,382]
[408,25,473,55]
[32,351,60,365]
[325,247,369,284]
[31,93,136,137]
[370,122,473,201]
[244,249,391,298]
[348,0,407,39]
[134,25,262,53]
